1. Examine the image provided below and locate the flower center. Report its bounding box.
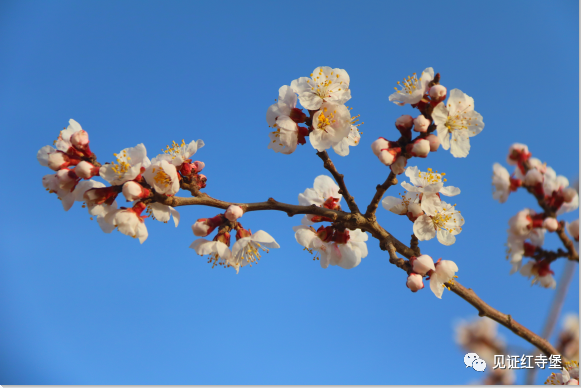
[306,69,344,98]
[240,242,269,267]
[163,139,186,160]
[393,73,419,95]
[206,252,231,269]
[418,167,447,184]
[151,166,172,188]
[317,107,336,130]
[110,150,132,177]
[445,101,474,131]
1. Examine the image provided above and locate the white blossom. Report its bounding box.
[190,239,234,270]
[55,119,84,152]
[320,229,368,270]
[230,230,280,273]
[432,89,484,158]
[401,166,460,214]
[298,175,341,225]
[104,205,148,244]
[158,139,204,167]
[413,200,464,246]
[147,203,180,227]
[291,66,351,110]
[410,254,435,276]
[100,144,151,186]
[492,163,512,203]
[310,102,351,152]
[388,67,434,106]
[520,261,556,289]
[382,191,421,215]
[429,259,458,299]
[332,125,361,156]
[267,85,301,155]
[143,159,180,196]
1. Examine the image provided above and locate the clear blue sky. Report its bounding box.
[0,0,578,384]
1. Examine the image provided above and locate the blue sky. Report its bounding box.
[0,0,578,384]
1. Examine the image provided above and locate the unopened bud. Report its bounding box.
[71,130,90,149]
[410,255,435,276]
[193,161,205,173]
[542,217,559,232]
[563,187,577,202]
[47,151,70,171]
[74,161,98,179]
[371,138,389,156]
[395,115,414,131]
[378,149,396,166]
[122,181,149,201]
[225,205,244,221]
[409,139,430,158]
[524,169,543,186]
[429,85,447,102]
[192,219,211,237]
[406,273,424,292]
[390,155,407,175]
[423,135,438,154]
[413,115,430,133]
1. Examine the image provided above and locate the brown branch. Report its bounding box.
[365,172,397,218]
[88,148,563,360]
[556,221,579,262]
[446,281,560,358]
[316,150,360,214]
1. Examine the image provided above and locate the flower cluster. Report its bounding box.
[382,166,464,246]
[406,255,459,299]
[293,176,369,269]
[266,67,362,156]
[38,120,207,244]
[190,205,279,273]
[492,144,579,287]
[370,67,485,175]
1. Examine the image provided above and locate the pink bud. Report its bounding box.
[371,138,389,156]
[225,205,244,221]
[192,219,211,237]
[406,273,424,292]
[193,161,205,173]
[542,217,559,232]
[429,85,447,102]
[378,149,396,166]
[563,188,577,202]
[407,203,424,222]
[390,155,407,175]
[413,115,430,133]
[122,181,149,201]
[47,151,70,171]
[524,169,543,186]
[56,168,78,190]
[409,139,430,158]
[74,161,98,179]
[426,134,440,152]
[395,115,414,131]
[410,255,436,276]
[71,130,90,149]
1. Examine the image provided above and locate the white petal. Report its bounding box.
[413,215,436,241]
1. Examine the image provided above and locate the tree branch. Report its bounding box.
[316,150,360,214]
[365,172,397,218]
[447,281,561,358]
[556,221,579,262]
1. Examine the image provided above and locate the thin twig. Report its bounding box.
[365,172,397,218]
[556,221,579,262]
[316,150,360,214]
